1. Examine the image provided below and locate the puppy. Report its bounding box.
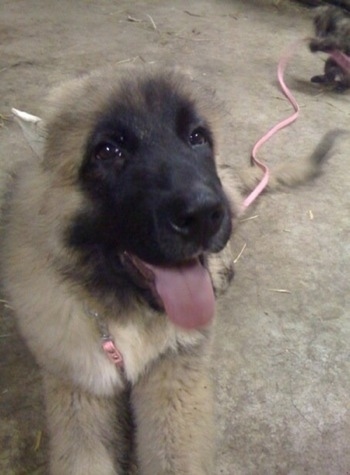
[309,5,350,91]
[1,66,238,475]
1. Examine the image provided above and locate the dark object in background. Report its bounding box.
[294,0,350,12]
[309,5,350,91]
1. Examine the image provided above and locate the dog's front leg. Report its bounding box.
[43,373,133,475]
[131,344,215,475]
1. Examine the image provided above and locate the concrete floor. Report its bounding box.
[0,0,349,474]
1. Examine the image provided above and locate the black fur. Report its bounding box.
[65,75,232,305]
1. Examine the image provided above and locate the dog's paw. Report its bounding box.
[208,244,234,298]
[311,74,329,84]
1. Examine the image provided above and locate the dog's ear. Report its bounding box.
[11,108,46,158]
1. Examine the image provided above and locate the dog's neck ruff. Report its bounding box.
[86,306,124,370]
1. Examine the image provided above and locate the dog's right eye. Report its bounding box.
[94,142,124,161]
[189,127,208,147]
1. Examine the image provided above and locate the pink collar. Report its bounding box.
[86,306,124,370]
[101,337,124,369]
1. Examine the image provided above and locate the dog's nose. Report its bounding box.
[169,188,225,243]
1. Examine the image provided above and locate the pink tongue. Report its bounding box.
[148,260,215,330]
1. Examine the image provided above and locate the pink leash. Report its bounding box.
[329,49,350,73]
[242,41,301,210]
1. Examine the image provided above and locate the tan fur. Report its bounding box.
[1,65,333,474]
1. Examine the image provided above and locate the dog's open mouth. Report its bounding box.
[121,252,215,330]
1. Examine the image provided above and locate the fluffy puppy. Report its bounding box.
[1,66,239,475]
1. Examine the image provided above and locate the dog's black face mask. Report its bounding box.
[68,74,232,328]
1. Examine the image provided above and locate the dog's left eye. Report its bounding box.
[189,128,208,147]
[95,142,124,161]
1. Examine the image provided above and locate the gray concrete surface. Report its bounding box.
[0,1,349,474]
